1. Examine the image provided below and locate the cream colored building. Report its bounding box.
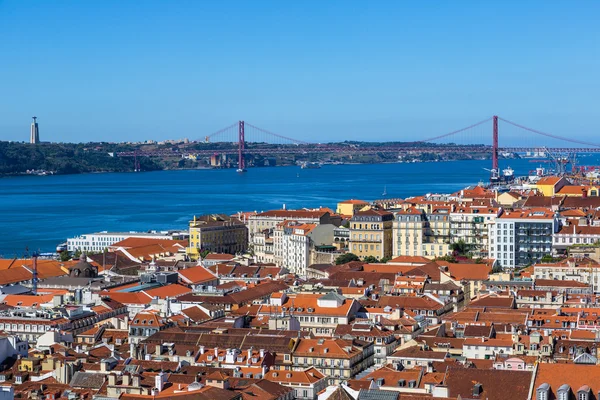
[393,207,450,259]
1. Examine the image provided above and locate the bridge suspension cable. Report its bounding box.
[498,117,600,148]
[412,117,493,143]
[205,122,239,141]
[244,122,310,145]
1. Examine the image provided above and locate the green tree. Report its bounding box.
[380,256,391,263]
[59,251,71,262]
[363,255,380,263]
[200,250,211,259]
[435,255,457,263]
[541,254,557,263]
[450,240,470,256]
[335,253,360,265]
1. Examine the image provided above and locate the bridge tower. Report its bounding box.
[237,121,246,172]
[492,115,499,178]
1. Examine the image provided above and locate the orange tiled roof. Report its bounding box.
[499,207,555,219]
[2,294,54,307]
[178,266,217,285]
[143,283,192,299]
[536,176,563,186]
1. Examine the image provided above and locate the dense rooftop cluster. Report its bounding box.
[2,175,600,399]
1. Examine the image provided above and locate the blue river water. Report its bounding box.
[1,155,599,257]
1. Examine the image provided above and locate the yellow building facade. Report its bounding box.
[336,199,369,217]
[187,214,248,260]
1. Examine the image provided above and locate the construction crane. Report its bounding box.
[544,147,577,176]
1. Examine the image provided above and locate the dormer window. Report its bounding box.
[537,383,550,400]
[557,384,571,400]
[578,386,591,400]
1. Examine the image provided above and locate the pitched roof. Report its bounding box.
[446,367,532,400]
[178,266,218,284]
[144,283,192,299]
[437,262,492,281]
[531,363,600,400]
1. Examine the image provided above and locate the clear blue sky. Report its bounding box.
[0,1,598,145]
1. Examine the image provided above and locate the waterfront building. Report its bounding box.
[30,116,39,144]
[349,209,394,259]
[187,214,248,260]
[489,208,558,269]
[67,230,183,253]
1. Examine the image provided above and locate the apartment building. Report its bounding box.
[273,221,335,275]
[259,292,360,335]
[392,207,451,259]
[489,208,558,268]
[292,338,374,385]
[247,209,341,241]
[393,208,426,258]
[187,214,248,260]
[349,209,394,259]
[533,257,600,293]
[450,205,501,258]
[253,229,275,263]
[67,231,182,252]
[553,223,600,254]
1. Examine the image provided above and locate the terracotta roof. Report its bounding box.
[499,207,555,220]
[437,262,492,281]
[180,306,211,322]
[531,363,600,400]
[389,346,448,361]
[265,367,325,384]
[2,294,54,307]
[446,367,532,400]
[254,209,329,218]
[144,283,192,299]
[556,225,600,235]
[178,266,218,284]
[537,176,563,186]
[387,256,431,264]
[104,292,152,305]
[534,279,590,288]
[378,295,444,311]
[339,199,369,205]
[294,338,363,359]
[469,295,515,309]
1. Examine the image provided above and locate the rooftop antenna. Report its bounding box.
[32,251,38,295]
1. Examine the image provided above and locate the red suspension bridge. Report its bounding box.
[117,116,600,175]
